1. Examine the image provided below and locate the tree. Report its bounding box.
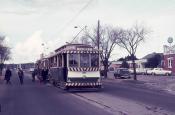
[118,55,138,61]
[117,56,135,68]
[81,23,123,78]
[116,24,149,80]
[0,36,11,75]
[120,60,129,68]
[117,57,125,61]
[145,53,162,68]
[125,55,138,61]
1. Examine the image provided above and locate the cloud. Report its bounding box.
[0,0,91,15]
[13,30,43,63]
[12,30,66,63]
[3,36,11,46]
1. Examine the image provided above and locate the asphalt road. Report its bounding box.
[0,71,112,115]
[103,79,175,112]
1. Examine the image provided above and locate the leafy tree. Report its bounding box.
[118,55,138,61]
[145,54,162,68]
[120,60,129,68]
[117,57,125,61]
[125,55,138,61]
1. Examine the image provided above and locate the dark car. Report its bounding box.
[114,68,131,79]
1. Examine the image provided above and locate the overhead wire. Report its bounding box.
[57,0,94,33]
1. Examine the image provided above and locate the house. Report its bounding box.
[127,59,147,69]
[109,59,147,69]
[109,52,164,70]
[163,44,175,74]
[109,61,122,69]
[142,52,163,68]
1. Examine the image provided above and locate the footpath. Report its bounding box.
[73,75,175,115]
[104,75,175,95]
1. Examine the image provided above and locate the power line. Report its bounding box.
[57,0,94,33]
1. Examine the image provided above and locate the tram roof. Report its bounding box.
[42,44,101,58]
[55,43,93,52]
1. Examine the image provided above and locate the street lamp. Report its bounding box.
[71,25,87,43]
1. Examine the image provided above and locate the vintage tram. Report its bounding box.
[36,44,102,89]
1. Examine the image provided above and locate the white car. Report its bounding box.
[129,68,147,75]
[147,68,172,76]
[29,68,35,72]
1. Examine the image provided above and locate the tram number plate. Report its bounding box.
[82,71,86,78]
[82,71,86,74]
[82,75,86,78]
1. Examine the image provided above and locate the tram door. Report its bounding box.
[63,54,67,67]
[63,54,67,81]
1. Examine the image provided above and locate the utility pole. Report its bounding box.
[97,20,100,50]
[97,20,101,71]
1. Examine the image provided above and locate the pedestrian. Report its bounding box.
[41,67,48,84]
[32,69,37,82]
[4,67,12,84]
[18,68,24,85]
[37,68,42,83]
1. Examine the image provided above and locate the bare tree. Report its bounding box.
[82,24,123,78]
[0,36,11,75]
[116,24,149,80]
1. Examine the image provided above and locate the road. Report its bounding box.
[102,78,175,112]
[1,71,175,115]
[0,71,112,115]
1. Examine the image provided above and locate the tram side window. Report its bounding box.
[69,54,78,67]
[91,54,99,67]
[58,55,62,67]
[80,54,90,67]
[50,57,54,67]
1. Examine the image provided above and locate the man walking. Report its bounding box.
[32,69,37,82]
[41,67,48,84]
[4,67,12,84]
[18,68,24,85]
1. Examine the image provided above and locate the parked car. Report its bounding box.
[29,68,35,72]
[147,68,172,76]
[114,68,131,79]
[129,68,147,75]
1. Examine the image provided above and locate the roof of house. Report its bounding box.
[142,52,163,59]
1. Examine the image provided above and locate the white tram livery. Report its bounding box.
[37,44,102,89]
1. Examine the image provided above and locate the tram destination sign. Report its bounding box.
[76,47,93,51]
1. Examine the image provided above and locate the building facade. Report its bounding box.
[109,59,147,69]
[163,44,175,74]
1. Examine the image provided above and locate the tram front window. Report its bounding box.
[69,54,78,67]
[91,54,99,67]
[80,54,90,67]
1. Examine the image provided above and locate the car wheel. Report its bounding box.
[165,73,170,76]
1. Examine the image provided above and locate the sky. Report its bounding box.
[0,0,175,63]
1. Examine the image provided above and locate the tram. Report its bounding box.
[36,44,102,89]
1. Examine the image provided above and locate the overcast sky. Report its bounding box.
[0,0,175,63]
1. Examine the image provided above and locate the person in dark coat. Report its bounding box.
[36,68,42,83]
[41,67,48,84]
[32,69,37,82]
[18,68,24,85]
[4,67,12,84]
